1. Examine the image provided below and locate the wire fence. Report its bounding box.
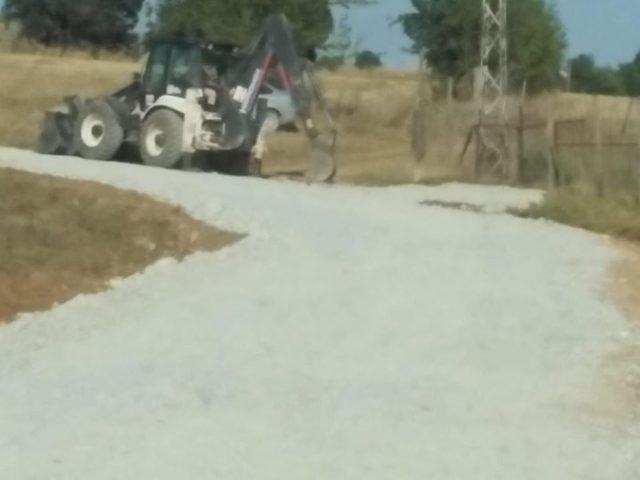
[450,93,640,200]
[553,114,640,202]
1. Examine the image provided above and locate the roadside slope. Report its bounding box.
[0,167,239,322]
[0,147,638,479]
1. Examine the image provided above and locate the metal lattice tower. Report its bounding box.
[478,0,509,177]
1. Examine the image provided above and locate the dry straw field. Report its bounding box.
[0,48,638,187]
[0,52,460,185]
[0,54,139,149]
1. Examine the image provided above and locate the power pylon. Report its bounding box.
[477,0,509,179]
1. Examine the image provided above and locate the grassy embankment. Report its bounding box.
[0,168,240,323]
[514,187,640,242]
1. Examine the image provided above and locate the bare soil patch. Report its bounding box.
[0,167,241,323]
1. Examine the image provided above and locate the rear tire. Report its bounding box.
[140,109,184,169]
[38,112,75,155]
[228,151,261,177]
[75,99,124,160]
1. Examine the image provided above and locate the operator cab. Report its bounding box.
[140,40,240,109]
[142,41,201,100]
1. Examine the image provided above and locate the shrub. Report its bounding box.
[355,50,382,70]
[316,55,345,71]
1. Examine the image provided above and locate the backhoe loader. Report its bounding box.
[38,14,337,183]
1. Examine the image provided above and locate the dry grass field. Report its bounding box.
[0,52,463,185]
[0,53,139,149]
[0,168,240,323]
[308,68,460,184]
[1,51,639,187]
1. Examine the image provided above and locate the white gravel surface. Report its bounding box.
[0,147,638,479]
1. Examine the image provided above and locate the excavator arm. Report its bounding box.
[222,14,337,182]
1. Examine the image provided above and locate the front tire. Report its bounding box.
[228,151,261,177]
[75,99,124,160]
[140,109,184,168]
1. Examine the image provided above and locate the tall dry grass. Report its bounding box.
[2,52,637,186]
[0,53,138,148]
[0,23,19,52]
[513,186,640,242]
[0,53,459,184]
[509,91,640,245]
[264,68,461,184]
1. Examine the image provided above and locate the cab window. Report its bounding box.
[167,45,201,91]
[143,44,171,94]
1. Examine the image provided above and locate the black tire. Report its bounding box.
[224,151,261,177]
[140,109,184,168]
[75,99,124,160]
[38,112,74,155]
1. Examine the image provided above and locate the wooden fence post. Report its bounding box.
[545,115,557,190]
[516,105,525,185]
[446,77,454,105]
[635,135,640,207]
[594,95,604,197]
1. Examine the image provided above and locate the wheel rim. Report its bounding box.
[145,125,166,157]
[81,114,105,148]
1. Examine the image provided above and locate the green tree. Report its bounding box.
[316,14,360,70]
[2,0,144,49]
[355,50,382,69]
[570,54,622,95]
[399,0,479,80]
[617,52,640,96]
[153,0,337,49]
[316,55,346,71]
[398,0,566,92]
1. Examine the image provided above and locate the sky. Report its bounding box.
[1,0,639,68]
[341,0,640,68]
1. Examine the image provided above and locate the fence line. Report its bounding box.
[551,112,640,201]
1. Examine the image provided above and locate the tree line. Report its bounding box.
[0,0,373,50]
[569,53,640,96]
[2,0,146,50]
[2,0,640,94]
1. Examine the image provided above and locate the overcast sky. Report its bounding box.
[2,0,639,68]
